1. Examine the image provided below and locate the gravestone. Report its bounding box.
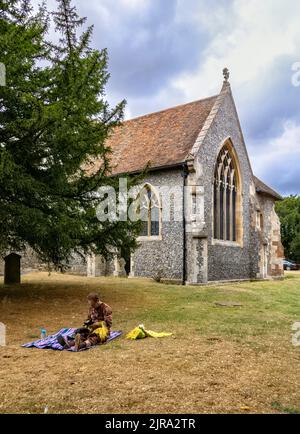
[4,253,21,285]
[0,323,6,346]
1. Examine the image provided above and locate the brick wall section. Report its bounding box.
[185,82,284,282]
[86,168,185,281]
[130,169,184,281]
[256,194,284,278]
[189,83,255,281]
[0,248,46,276]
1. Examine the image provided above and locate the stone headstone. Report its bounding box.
[0,322,6,346]
[4,253,21,285]
[119,258,127,277]
[87,254,96,277]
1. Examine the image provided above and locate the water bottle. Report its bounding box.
[41,329,47,339]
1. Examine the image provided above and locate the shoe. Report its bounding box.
[74,333,82,352]
[57,334,72,348]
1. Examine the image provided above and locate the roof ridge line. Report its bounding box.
[122,95,219,124]
[186,83,231,161]
[253,176,282,200]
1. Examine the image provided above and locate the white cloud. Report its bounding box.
[173,0,300,98]
[251,121,300,168]
[120,0,149,8]
[249,121,300,194]
[169,0,300,194]
[29,0,300,193]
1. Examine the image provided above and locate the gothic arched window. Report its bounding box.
[213,144,239,241]
[138,185,161,237]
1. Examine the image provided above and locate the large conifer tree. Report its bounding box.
[0,0,140,269]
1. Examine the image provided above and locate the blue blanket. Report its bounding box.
[22,328,122,351]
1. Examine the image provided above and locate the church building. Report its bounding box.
[85,70,284,284]
[0,71,284,284]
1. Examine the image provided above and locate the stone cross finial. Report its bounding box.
[223,67,230,82]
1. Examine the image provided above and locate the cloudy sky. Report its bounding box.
[36,0,300,196]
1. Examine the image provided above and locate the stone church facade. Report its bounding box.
[0,74,284,283]
[85,75,284,284]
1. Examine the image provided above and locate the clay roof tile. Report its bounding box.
[105,95,218,175]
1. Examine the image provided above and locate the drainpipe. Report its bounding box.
[181,162,189,285]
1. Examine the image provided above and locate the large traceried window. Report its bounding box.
[138,185,161,238]
[213,143,239,242]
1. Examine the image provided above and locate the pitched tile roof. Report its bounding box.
[106,96,218,175]
[89,92,282,202]
[253,176,282,201]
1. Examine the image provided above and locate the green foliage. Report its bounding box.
[271,401,300,414]
[276,195,300,262]
[0,0,141,268]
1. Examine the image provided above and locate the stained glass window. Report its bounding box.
[213,145,238,241]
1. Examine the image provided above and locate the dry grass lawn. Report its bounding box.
[1,271,300,414]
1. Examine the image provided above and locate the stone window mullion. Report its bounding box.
[216,183,221,239]
[223,180,227,240]
[229,185,233,241]
[138,185,161,239]
[148,197,151,237]
[223,168,229,240]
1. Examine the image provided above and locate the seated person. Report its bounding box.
[58,293,113,351]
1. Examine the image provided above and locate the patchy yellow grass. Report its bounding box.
[0,272,300,414]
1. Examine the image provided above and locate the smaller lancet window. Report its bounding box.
[138,185,161,237]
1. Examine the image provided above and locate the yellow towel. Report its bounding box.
[126,324,172,340]
[92,321,109,343]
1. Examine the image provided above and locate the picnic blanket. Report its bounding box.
[22,328,122,352]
